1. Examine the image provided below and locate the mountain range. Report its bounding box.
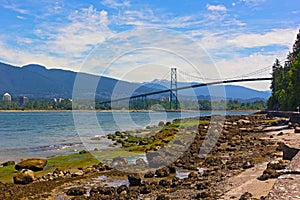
[0,62,271,101]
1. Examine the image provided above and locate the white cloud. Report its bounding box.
[16,15,25,20]
[0,40,76,70]
[79,28,218,83]
[216,52,282,78]
[0,5,114,71]
[242,0,266,3]
[186,28,297,90]
[206,4,227,12]
[112,6,240,31]
[212,50,287,90]
[190,28,298,53]
[292,10,300,14]
[110,8,163,27]
[2,2,29,14]
[35,5,113,58]
[101,0,130,9]
[227,28,298,49]
[239,0,267,8]
[16,37,33,44]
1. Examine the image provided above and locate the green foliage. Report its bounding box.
[227,100,266,110]
[0,99,72,110]
[0,98,266,111]
[96,99,266,111]
[268,29,300,111]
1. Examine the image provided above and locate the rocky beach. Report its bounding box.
[0,113,298,200]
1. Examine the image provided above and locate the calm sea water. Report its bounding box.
[0,111,254,161]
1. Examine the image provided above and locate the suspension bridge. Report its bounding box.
[99,62,279,110]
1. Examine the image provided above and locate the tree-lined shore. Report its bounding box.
[0,99,267,111]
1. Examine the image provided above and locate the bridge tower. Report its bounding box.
[170,67,178,110]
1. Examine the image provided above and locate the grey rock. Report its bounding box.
[136,158,147,166]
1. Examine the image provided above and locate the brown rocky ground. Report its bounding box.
[0,114,287,200]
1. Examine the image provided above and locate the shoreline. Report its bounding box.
[0,110,259,163]
[0,110,260,163]
[0,109,261,113]
[0,113,289,199]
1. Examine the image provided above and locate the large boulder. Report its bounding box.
[136,158,147,166]
[294,126,300,133]
[146,151,167,168]
[239,192,253,200]
[155,167,170,177]
[71,170,84,177]
[13,169,35,184]
[111,157,128,168]
[66,187,87,196]
[282,144,300,160]
[257,159,288,181]
[267,159,290,170]
[128,174,142,186]
[116,185,128,194]
[90,186,115,197]
[144,171,155,178]
[242,160,254,169]
[15,158,47,171]
[1,161,15,167]
[146,148,178,168]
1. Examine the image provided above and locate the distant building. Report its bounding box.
[53,98,64,103]
[160,96,167,102]
[2,93,12,101]
[19,96,29,106]
[160,96,170,102]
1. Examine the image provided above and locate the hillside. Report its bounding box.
[0,62,154,100]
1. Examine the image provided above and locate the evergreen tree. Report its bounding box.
[268,29,300,111]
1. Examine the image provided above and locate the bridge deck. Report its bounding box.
[99,77,272,104]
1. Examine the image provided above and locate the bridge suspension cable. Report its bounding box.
[178,59,287,82]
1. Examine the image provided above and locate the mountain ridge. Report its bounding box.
[0,62,271,101]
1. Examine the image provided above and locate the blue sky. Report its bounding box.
[0,0,299,90]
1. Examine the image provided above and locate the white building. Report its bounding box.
[2,93,12,101]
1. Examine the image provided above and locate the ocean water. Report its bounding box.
[0,111,254,161]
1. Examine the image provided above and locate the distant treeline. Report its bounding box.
[268,29,300,111]
[98,99,266,110]
[0,99,266,111]
[0,99,73,110]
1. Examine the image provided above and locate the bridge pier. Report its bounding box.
[170,67,179,110]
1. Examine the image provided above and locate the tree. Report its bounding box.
[268,29,300,111]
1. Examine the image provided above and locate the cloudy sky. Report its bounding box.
[0,0,299,90]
